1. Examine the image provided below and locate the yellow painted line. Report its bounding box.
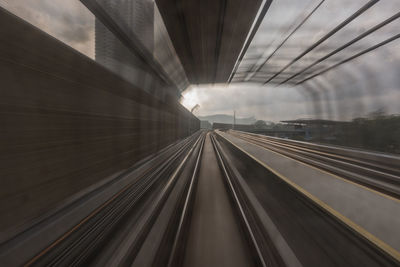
[234,131,398,173]
[232,132,400,203]
[241,130,400,174]
[216,131,400,262]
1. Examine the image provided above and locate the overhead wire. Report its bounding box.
[279,11,400,85]
[296,33,400,85]
[228,0,273,83]
[244,0,326,82]
[263,0,379,85]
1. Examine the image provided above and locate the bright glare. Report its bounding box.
[180,86,200,111]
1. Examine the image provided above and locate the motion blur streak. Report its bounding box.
[0,0,399,266]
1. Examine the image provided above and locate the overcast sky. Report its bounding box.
[1,0,399,122]
[181,38,400,122]
[181,0,400,121]
[0,0,95,58]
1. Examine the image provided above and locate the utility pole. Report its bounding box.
[189,104,200,135]
[233,110,236,130]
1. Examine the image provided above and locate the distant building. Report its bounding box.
[281,119,349,141]
[95,0,157,93]
[198,114,256,125]
[212,122,255,131]
[200,120,212,129]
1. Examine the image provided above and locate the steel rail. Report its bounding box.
[99,133,204,267]
[24,133,201,266]
[213,132,303,267]
[232,132,400,198]
[216,130,400,264]
[210,134,267,267]
[234,131,400,176]
[233,131,398,176]
[240,131,400,169]
[239,133,400,182]
[167,132,206,267]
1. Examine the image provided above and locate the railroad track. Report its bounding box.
[2,130,398,266]
[0,132,202,266]
[2,131,266,267]
[230,130,400,198]
[136,132,270,267]
[210,133,288,267]
[215,130,399,266]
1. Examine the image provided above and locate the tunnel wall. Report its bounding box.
[0,8,199,234]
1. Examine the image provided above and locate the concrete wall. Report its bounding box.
[0,8,199,234]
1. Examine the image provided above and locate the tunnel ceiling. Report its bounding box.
[155,0,264,84]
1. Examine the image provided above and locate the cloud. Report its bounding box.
[59,21,93,43]
[0,0,95,58]
[181,38,400,122]
[181,0,400,122]
[2,0,399,122]
[181,83,309,122]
